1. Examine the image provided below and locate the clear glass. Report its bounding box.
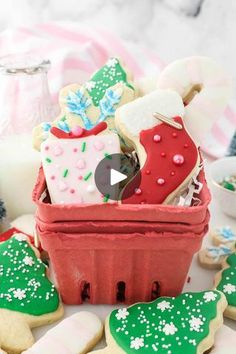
[0,53,54,136]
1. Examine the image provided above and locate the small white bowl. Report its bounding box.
[209,157,236,218]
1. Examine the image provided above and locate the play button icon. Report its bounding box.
[95,153,141,201]
[110,169,127,186]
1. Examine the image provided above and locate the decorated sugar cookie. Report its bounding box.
[90,291,226,354]
[0,234,63,353]
[214,252,236,320]
[23,311,103,354]
[41,123,120,204]
[211,226,236,246]
[33,57,135,150]
[115,89,200,204]
[157,56,232,143]
[198,244,235,270]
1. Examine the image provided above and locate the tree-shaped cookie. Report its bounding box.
[33,57,135,150]
[0,234,63,354]
[90,291,226,354]
[214,252,236,320]
[115,89,200,204]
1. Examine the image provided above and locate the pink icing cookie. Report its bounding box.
[41,133,120,204]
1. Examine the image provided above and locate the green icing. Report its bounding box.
[216,252,236,307]
[109,291,222,354]
[0,235,59,316]
[86,57,133,106]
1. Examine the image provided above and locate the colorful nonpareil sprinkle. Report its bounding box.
[81,142,86,152]
[84,172,92,181]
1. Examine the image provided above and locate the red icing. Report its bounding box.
[122,117,199,204]
[51,122,107,139]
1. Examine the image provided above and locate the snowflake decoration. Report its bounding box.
[223,283,236,294]
[96,87,123,125]
[85,81,96,92]
[23,256,34,267]
[189,317,203,332]
[66,88,93,130]
[203,291,218,302]
[115,308,129,320]
[13,289,26,300]
[162,323,178,336]
[106,58,118,68]
[130,337,144,350]
[14,234,28,242]
[219,226,236,241]
[157,300,171,312]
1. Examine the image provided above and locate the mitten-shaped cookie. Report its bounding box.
[0,234,63,354]
[116,89,200,204]
[23,311,103,354]
[214,252,236,320]
[90,291,226,354]
[157,56,232,143]
[33,57,135,150]
[41,123,120,204]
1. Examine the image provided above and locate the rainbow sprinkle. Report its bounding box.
[63,169,69,178]
[103,194,110,203]
[81,142,86,152]
[84,172,92,181]
[104,153,112,160]
[45,157,52,163]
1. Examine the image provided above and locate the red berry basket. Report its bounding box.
[33,166,211,305]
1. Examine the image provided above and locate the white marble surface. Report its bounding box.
[0,0,236,93]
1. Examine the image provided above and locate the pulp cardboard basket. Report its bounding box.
[33,167,211,305]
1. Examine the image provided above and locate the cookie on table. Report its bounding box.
[210,226,236,246]
[198,244,235,270]
[0,234,63,354]
[33,57,135,150]
[214,252,236,320]
[115,89,200,204]
[23,311,103,354]
[90,290,227,354]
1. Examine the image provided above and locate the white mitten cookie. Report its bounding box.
[33,57,135,150]
[115,89,200,204]
[0,234,63,354]
[157,56,232,143]
[23,311,103,354]
[90,291,227,354]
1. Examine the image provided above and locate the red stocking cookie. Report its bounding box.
[115,89,200,204]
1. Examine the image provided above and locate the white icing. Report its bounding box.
[117,89,185,137]
[23,311,103,354]
[157,56,232,144]
[211,325,236,354]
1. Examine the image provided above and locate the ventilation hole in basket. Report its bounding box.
[151,281,160,300]
[81,282,90,302]
[117,281,126,302]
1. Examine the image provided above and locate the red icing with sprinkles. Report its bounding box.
[122,117,198,204]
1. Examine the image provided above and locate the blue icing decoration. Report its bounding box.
[57,120,70,133]
[42,122,52,131]
[66,88,93,130]
[207,245,232,261]
[96,88,122,125]
[219,226,236,241]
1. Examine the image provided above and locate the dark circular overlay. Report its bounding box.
[94,153,141,201]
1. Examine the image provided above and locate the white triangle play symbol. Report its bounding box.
[110,169,127,186]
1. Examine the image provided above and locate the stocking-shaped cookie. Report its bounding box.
[115,89,200,204]
[0,234,63,354]
[214,252,236,320]
[90,291,226,354]
[33,57,135,150]
[41,123,120,204]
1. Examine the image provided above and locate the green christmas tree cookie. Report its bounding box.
[0,234,63,354]
[90,291,226,354]
[33,57,135,151]
[215,252,236,320]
